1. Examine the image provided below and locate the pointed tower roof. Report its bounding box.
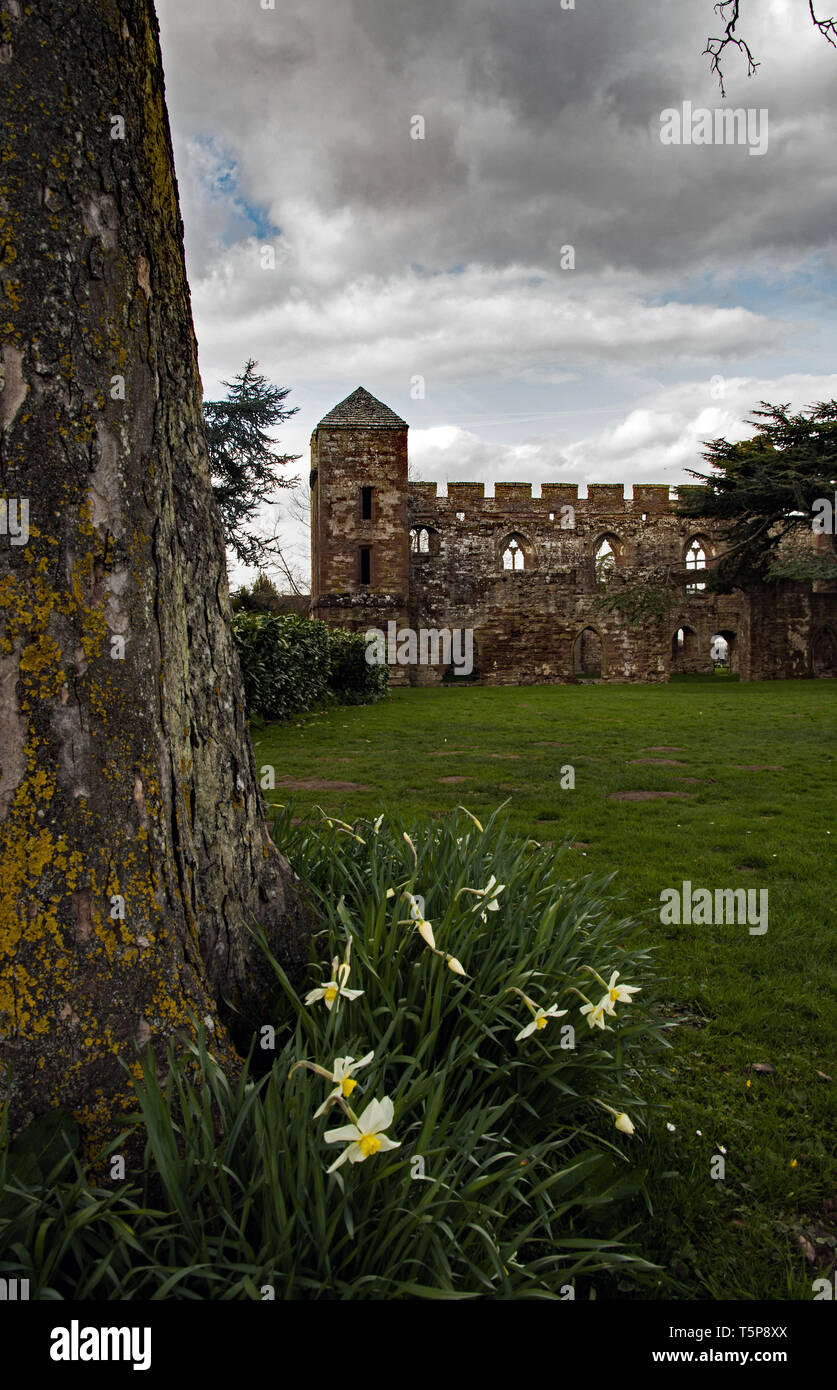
[317,387,407,429]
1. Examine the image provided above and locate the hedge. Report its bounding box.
[232,611,388,721]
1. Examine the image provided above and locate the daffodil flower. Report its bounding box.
[324,1096,401,1172]
[567,984,610,1030]
[457,874,506,921]
[313,1052,374,1118]
[398,894,469,976]
[506,986,567,1041]
[593,1098,636,1135]
[579,998,608,1030]
[581,966,640,1017]
[304,941,363,1011]
[314,808,365,842]
[402,892,436,949]
[600,971,641,1015]
[516,1002,566,1041]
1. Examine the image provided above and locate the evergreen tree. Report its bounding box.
[204,360,301,567]
[677,401,837,591]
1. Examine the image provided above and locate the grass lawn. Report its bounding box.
[255,678,837,1299]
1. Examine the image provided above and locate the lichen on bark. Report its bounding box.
[0,0,310,1154]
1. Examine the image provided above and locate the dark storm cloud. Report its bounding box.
[158,0,837,286]
[154,0,837,595]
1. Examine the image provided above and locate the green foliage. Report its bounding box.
[0,809,666,1299]
[327,626,389,704]
[230,571,284,614]
[765,553,837,584]
[591,571,678,626]
[232,611,331,721]
[232,612,388,720]
[205,360,301,567]
[677,400,837,591]
[0,1099,146,1299]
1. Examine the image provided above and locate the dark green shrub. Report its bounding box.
[327,627,389,704]
[232,613,389,721]
[232,611,330,721]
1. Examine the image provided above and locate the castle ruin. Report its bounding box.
[309,387,837,685]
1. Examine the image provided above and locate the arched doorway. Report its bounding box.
[812,625,837,677]
[573,626,604,677]
[671,625,699,673]
[710,630,737,674]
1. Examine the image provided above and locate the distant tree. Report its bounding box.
[705,1,837,95]
[231,571,283,614]
[677,401,837,591]
[204,360,301,567]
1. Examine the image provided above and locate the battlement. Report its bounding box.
[448,482,486,506]
[311,388,837,687]
[408,480,682,518]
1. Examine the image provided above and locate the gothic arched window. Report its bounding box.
[685,538,708,592]
[502,537,524,570]
[410,526,430,554]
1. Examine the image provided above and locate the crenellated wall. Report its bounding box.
[405,480,836,685]
[309,390,837,687]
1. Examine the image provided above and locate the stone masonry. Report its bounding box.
[309,388,837,685]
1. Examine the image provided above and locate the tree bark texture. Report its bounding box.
[0,0,310,1148]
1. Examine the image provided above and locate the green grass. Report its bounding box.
[257,678,837,1299]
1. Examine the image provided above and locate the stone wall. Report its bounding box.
[406,481,758,684]
[309,390,837,685]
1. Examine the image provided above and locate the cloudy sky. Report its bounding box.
[155,0,837,588]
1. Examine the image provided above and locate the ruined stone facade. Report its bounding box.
[310,388,837,684]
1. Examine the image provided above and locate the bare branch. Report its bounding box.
[706,0,837,94]
[809,0,837,46]
[703,1,759,99]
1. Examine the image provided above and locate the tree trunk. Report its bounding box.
[0,0,310,1149]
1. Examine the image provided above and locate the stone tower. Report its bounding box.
[309,388,410,674]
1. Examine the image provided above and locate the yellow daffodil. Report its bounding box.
[593,1098,636,1135]
[313,1052,375,1118]
[324,1096,401,1172]
[446,954,466,976]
